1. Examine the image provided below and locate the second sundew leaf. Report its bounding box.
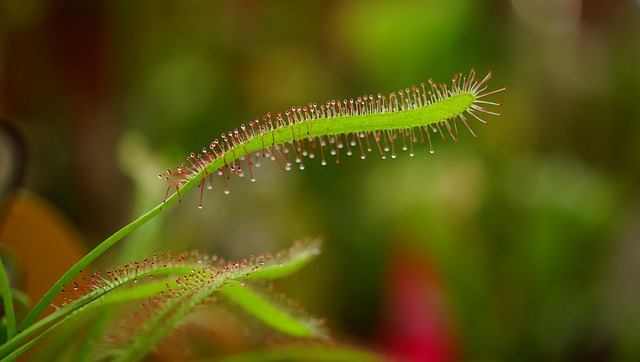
[6,238,322,360]
[96,240,322,361]
[82,239,319,311]
[74,240,321,326]
[160,69,506,206]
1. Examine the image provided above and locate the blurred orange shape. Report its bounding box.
[0,190,86,310]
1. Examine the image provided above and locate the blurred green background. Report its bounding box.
[1,0,639,361]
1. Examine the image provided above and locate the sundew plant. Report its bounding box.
[0,69,505,361]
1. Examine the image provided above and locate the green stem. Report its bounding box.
[16,182,197,331]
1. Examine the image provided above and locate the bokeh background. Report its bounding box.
[1,0,639,361]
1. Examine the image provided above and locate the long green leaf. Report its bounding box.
[221,282,324,338]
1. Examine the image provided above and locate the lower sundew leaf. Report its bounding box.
[2,240,317,361]
[96,240,322,361]
[8,241,323,361]
[160,69,506,207]
[221,282,325,339]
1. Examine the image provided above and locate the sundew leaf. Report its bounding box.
[1,240,322,361]
[97,239,322,362]
[0,257,198,360]
[160,69,506,207]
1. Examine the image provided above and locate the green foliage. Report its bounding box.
[1,240,324,361]
[0,69,504,361]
